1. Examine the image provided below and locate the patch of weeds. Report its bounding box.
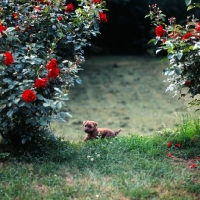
[122,187,158,199]
[183,179,200,197]
[0,136,76,163]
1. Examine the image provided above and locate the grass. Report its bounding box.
[1,115,200,199]
[51,56,194,141]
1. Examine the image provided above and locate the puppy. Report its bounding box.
[83,120,121,141]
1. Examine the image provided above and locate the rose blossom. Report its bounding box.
[181,32,197,40]
[93,0,101,3]
[65,3,74,13]
[0,24,7,35]
[58,16,63,21]
[13,13,18,20]
[47,68,60,79]
[167,142,172,147]
[22,89,37,102]
[189,163,197,169]
[167,152,173,157]
[195,22,200,32]
[15,25,20,31]
[155,25,165,37]
[185,81,191,87]
[33,6,42,11]
[175,143,181,148]
[46,59,58,70]
[99,11,107,23]
[4,52,14,66]
[34,78,48,88]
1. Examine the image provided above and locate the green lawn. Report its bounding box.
[1,117,200,199]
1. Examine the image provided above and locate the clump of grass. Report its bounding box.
[0,114,200,199]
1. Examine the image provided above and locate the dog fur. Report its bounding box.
[83,120,121,141]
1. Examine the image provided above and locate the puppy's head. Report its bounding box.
[83,120,98,134]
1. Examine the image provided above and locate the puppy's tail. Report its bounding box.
[115,129,121,136]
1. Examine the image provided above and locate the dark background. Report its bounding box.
[72,0,200,55]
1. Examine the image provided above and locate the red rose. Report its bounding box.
[182,32,195,40]
[99,11,107,23]
[13,13,18,20]
[22,89,37,102]
[161,39,166,43]
[0,24,7,34]
[167,142,172,147]
[65,3,74,13]
[185,81,191,88]
[167,152,173,157]
[93,0,101,3]
[34,78,48,88]
[47,68,60,79]
[195,22,200,32]
[58,16,63,21]
[24,25,32,32]
[15,25,20,31]
[4,52,14,66]
[33,6,42,11]
[175,143,181,148]
[46,59,58,70]
[155,25,165,37]
[189,163,197,169]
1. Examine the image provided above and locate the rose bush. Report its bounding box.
[146,0,200,109]
[0,0,107,144]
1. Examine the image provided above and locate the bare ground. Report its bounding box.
[51,56,194,141]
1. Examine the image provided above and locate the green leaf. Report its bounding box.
[39,119,48,126]
[60,112,67,118]
[6,109,13,117]
[54,87,62,94]
[25,102,31,108]
[0,104,6,109]
[185,0,192,6]
[13,98,20,104]
[177,51,183,60]
[8,85,14,90]
[18,101,25,107]
[43,103,50,107]
[187,5,195,10]
[161,57,168,63]
[147,39,155,44]
[37,94,44,100]
[57,101,62,109]
[21,138,27,144]
[75,76,82,84]
[3,78,12,83]
[175,68,182,75]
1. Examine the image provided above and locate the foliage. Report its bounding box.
[145,0,200,108]
[0,0,107,144]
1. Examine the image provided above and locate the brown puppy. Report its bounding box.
[83,120,121,141]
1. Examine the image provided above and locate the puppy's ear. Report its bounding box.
[83,120,87,126]
[93,122,98,127]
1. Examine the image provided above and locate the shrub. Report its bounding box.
[0,0,107,144]
[145,0,200,108]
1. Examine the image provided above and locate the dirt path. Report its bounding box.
[51,56,194,141]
